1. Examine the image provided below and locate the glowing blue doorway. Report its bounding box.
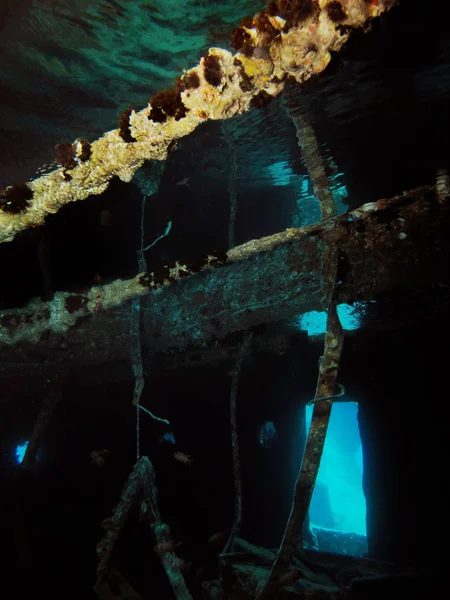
[305,402,366,538]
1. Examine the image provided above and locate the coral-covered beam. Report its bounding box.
[0,0,396,243]
[0,185,447,361]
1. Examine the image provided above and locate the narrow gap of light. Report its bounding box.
[15,441,29,464]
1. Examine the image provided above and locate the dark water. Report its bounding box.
[0,1,448,599]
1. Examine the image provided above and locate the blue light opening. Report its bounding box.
[296,303,365,337]
[305,402,366,541]
[15,441,29,464]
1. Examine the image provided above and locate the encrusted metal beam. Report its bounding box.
[0,185,447,366]
[0,0,396,243]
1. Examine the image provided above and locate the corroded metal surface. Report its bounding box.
[0,185,447,368]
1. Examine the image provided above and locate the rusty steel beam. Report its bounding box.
[0,185,448,372]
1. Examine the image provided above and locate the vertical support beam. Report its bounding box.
[256,106,345,598]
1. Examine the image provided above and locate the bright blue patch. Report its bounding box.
[15,441,29,464]
[159,432,176,445]
[258,421,277,449]
[295,303,366,337]
[305,403,366,537]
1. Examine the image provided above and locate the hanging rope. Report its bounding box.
[136,396,140,461]
[221,122,238,250]
[129,192,172,460]
[223,330,254,554]
[136,403,170,424]
[129,194,147,461]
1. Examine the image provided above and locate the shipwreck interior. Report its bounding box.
[0,1,449,599]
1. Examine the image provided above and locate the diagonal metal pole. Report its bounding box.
[256,103,344,598]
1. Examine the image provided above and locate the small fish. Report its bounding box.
[90,448,109,466]
[173,452,193,465]
[98,208,113,227]
[258,421,277,449]
[275,569,301,587]
[158,431,176,445]
[154,540,182,556]
[174,557,192,572]
[208,531,228,548]
[175,177,190,188]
